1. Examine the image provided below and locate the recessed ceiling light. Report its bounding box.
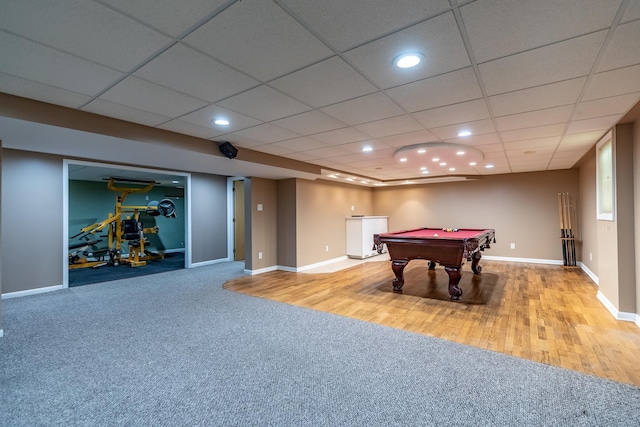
[422,170,429,174]
[439,162,447,166]
[420,167,427,170]
[417,149,426,154]
[456,151,465,155]
[394,53,423,69]
[449,167,455,171]
[458,130,472,137]
[469,162,477,166]
[172,180,179,184]
[362,146,373,152]
[486,164,494,169]
[432,157,440,162]
[399,157,408,162]
[213,119,230,126]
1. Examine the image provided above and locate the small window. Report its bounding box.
[596,131,614,221]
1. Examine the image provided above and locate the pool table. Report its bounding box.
[373,228,496,300]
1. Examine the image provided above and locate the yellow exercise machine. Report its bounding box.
[69,178,176,269]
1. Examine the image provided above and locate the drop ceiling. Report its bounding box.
[1,0,639,186]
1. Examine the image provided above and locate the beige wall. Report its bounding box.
[578,148,598,276]
[276,179,297,268]
[373,170,579,260]
[247,177,278,271]
[296,179,374,267]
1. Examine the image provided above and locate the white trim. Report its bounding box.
[294,256,350,272]
[482,255,563,265]
[2,285,64,299]
[190,257,230,268]
[578,262,599,285]
[227,177,246,263]
[0,329,4,338]
[63,160,70,288]
[245,265,279,275]
[596,290,637,323]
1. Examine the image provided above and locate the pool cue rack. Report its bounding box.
[558,192,578,268]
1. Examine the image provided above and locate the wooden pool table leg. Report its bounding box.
[391,260,408,291]
[444,266,463,300]
[471,251,482,274]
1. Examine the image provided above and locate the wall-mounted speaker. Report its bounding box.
[218,141,238,159]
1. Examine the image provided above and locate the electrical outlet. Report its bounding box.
[590,252,592,261]
[351,205,355,211]
[510,243,516,249]
[325,245,329,252]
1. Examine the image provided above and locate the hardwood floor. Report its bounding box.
[224,258,640,387]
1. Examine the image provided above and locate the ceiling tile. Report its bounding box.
[157,119,222,139]
[596,20,640,73]
[232,123,301,143]
[413,99,490,129]
[574,93,640,121]
[0,0,172,71]
[0,32,123,96]
[461,0,621,63]
[429,119,495,140]
[178,104,261,133]
[268,56,377,108]
[500,124,565,142]
[496,105,573,132]
[134,43,258,103]
[344,12,470,89]
[622,0,640,22]
[0,72,91,108]
[303,146,352,159]
[387,67,483,112]
[489,78,586,117]
[272,137,330,152]
[378,130,439,148]
[101,0,229,37]
[82,98,170,127]
[504,137,560,153]
[447,133,501,146]
[183,0,333,81]
[565,114,623,134]
[252,144,295,156]
[355,115,424,138]
[271,110,346,135]
[583,64,640,101]
[310,127,371,145]
[479,32,607,96]
[277,0,450,51]
[320,92,405,125]
[100,76,208,117]
[337,140,392,154]
[218,85,311,122]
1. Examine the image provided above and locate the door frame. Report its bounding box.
[227,177,246,262]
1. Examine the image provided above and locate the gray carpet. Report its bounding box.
[1,262,639,426]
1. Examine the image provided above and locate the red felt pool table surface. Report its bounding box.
[384,228,490,240]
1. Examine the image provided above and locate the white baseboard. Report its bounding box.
[482,255,564,265]
[245,256,350,275]
[577,262,598,285]
[245,265,279,275]
[2,284,64,300]
[596,290,638,323]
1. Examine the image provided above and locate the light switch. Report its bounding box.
[257,204,263,211]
